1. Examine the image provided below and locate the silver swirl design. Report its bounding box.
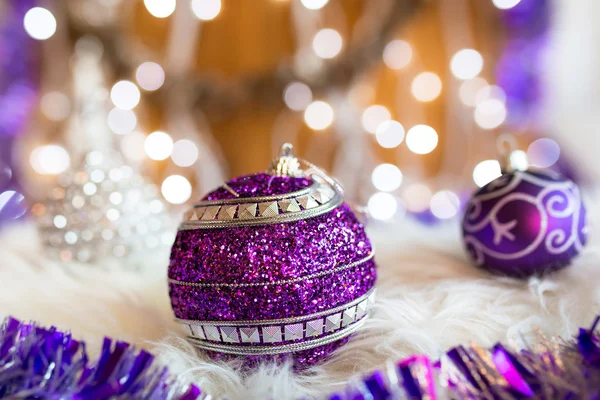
[463,171,587,264]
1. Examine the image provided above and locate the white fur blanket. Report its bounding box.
[0,199,598,399]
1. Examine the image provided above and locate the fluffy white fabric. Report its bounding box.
[0,198,598,399]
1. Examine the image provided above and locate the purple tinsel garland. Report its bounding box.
[3,315,600,399]
[328,316,600,399]
[0,317,201,400]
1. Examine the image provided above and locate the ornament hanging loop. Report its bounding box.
[268,143,302,177]
[268,143,345,195]
[496,133,519,174]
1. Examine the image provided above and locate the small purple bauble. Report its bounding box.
[462,169,588,277]
[168,145,376,368]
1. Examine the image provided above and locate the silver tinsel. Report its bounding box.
[35,150,175,266]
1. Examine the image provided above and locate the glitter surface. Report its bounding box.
[169,173,377,367]
[203,173,312,201]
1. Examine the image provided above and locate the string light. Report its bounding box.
[283,82,313,111]
[411,72,442,102]
[144,131,174,161]
[136,62,165,91]
[401,183,432,212]
[107,108,137,135]
[375,120,405,149]
[191,0,222,21]
[40,91,71,121]
[161,175,192,205]
[474,98,506,130]
[361,105,391,134]
[171,139,199,167]
[312,28,343,59]
[527,138,560,168]
[304,101,334,130]
[301,0,329,10]
[406,125,438,155]
[30,145,70,175]
[383,40,412,70]
[143,0,176,18]
[473,159,502,187]
[450,49,484,80]
[110,81,141,110]
[430,190,460,219]
[23,7,56,40]
[459,78,488,107]
[371,164,403,192]
[368,192,398,220]
[492,0,521,10]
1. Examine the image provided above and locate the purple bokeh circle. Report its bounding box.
[462,170,588,277]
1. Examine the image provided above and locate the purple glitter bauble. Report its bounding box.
[168,157,377,368]
[462,170,588,277]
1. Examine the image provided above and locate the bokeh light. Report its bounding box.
[0,191,27,220]
[492,0,521,10]
[430,190,460,219]
[362,105,391,134]
[121,132,147,161]
[107,108,137,135]
[411,72,442,102]
[143,0,176,18]
[110,81,140,110]
[144,131,173,161]
[375,120,405,149]
[191,0,222,21]
[40,92,71,121]
[459,78,488,107]
[136,62,165,91]
[475,84,506,105]
[450,49,484,80]
[301,0,329,10]
[406,125,438,154]
[402,183,432,212]
[171,139,199,167]
[23,7,56,40]
[510,150,529,171]
[474,98,507,129]
[304,101,334,130]
[371,164,403,192]
[161,175,192,204]
[30,145,70,175]
[368,192,398,220]
[473,159,502,187]
[283,82,313,111]
[527,138,560,168]
[383,40,412,70]
[312,29,343,59]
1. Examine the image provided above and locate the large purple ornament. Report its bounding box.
[168,144,377,368]
[462,169,588,277]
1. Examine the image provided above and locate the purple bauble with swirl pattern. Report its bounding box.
[462,169,588,277]
[168,145,376,368]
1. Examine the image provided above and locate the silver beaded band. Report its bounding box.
[168,251,375,288]
[178,182,342,230]
[180,289,376,355]
[186,317,368,356]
